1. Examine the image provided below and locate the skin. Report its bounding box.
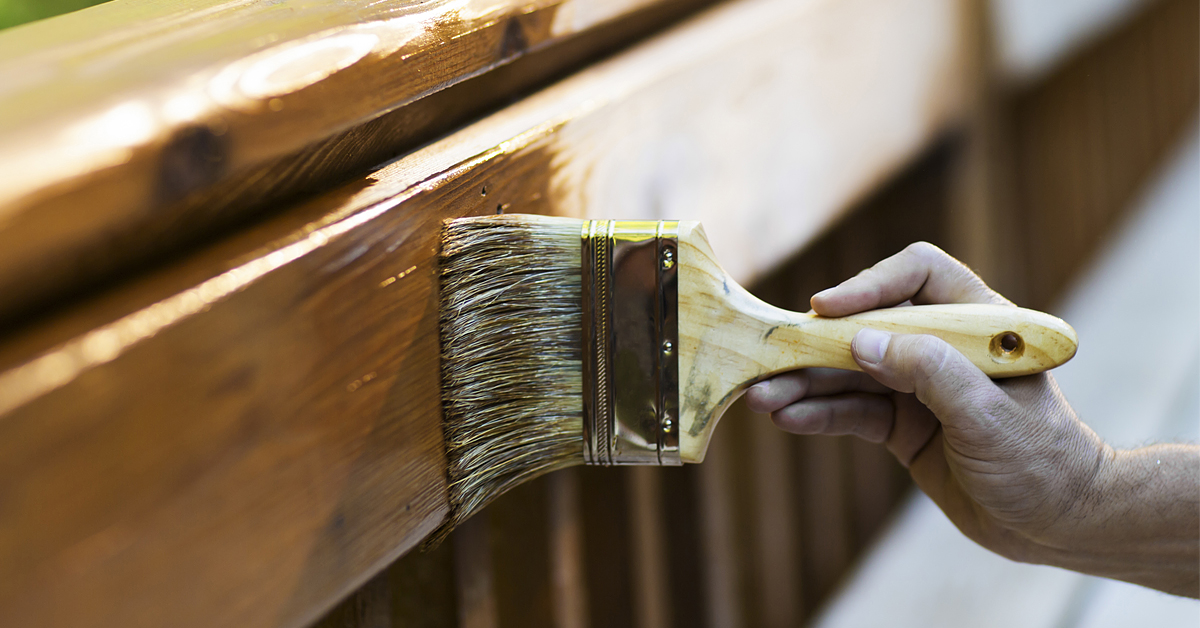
[745,242,1200,598]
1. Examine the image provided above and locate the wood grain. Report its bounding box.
[0,0,715,326]
[0,143,469,628]
[0,108,574,628]
[0,0,969,624]
[0,0,966,329]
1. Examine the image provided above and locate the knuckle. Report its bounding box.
[772,404,828,434]
[905,241,945,259]
[852,416,887,443]
[808,405,834,434]
[905,241,953,269]
[903,242,1004,304]
[849,266,884,293]
[949,263,1003,303]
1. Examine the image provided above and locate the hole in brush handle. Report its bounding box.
[989,331,1025,362]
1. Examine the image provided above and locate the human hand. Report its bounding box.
[745,243,1114,567]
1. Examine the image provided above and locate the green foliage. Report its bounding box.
[0,0,112,31]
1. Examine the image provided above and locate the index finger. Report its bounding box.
[811,242,1010,317]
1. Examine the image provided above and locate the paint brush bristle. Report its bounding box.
[436,215,586,537]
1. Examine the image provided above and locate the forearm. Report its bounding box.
[1043,444,1199,597]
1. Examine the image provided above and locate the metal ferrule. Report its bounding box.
[581,220,680,466]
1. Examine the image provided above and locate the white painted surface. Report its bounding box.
[813,119,1200,628]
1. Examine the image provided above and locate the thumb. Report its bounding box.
[851,328,1004,426]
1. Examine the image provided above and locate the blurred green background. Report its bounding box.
[0,0,111,31]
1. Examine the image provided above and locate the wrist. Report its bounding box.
[1059,440,1118,545]
[1015,417,1114,552]
[971,424,1114,565]
[1034,445,1200,596]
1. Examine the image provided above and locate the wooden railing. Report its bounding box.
[0,0,1193,626]
[0,0,717,326]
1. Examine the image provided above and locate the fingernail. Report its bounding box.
[855,328,890,364]
[813,288,835,300]
[751,380,769,393]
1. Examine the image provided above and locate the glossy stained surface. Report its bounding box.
[0,0,1192,626]
[0,0,713,325]
[0,0,967,620]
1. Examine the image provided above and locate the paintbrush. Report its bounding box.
[436,214,1077,535]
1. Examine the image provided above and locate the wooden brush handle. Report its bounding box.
[675,222,1078,463]
[763,303,1078,378]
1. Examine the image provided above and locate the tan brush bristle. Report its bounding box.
[434,215,585,540]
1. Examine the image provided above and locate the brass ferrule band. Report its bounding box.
[581,220,681,466]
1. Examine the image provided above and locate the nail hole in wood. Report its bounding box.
[156,124,228,203]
